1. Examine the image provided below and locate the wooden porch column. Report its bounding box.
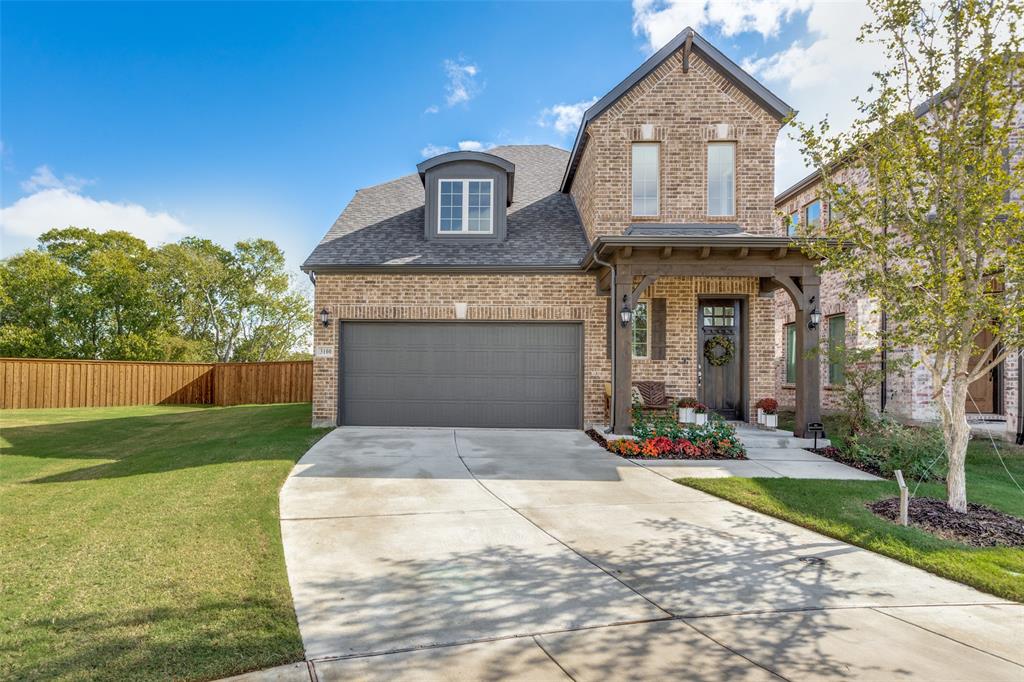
[612,264,634,435]
[793,276,822,437]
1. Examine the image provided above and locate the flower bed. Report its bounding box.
[605,416,746,460]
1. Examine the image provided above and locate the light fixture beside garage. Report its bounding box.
[320,308,330,327]
[454,302,468,319]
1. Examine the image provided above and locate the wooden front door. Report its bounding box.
[966,329,997,414]
[699,299,742,419]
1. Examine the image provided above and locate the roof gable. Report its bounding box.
[560,27,794,193]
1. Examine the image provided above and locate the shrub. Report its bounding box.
[677,397,700,408]
[846,419,947,481]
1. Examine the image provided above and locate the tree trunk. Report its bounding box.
[942,377,971,513]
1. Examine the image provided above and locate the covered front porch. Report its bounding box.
[583,231,826,437]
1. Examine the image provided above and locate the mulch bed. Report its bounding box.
[867,497,1024,547]
[585,428,608,449]
[811,445,886,478]
[584,428,747,460]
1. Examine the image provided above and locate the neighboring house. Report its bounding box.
[303,27,827,436]
[772,102,1023,442]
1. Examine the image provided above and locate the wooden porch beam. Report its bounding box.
[735,247,749,259]
[698,246,711,259]
[621,245,633,259]
[660,246,673,259]
[630,274,658,307]
[771,246,788,260]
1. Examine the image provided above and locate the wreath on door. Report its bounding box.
[703,335,735,366]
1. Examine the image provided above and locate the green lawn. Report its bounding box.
[0,403,329,682]
[681,415,1024,602]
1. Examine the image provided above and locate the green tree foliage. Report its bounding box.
[1,227,311,362]
[796,0,1023,512]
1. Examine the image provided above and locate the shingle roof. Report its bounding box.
[302,145,589,270]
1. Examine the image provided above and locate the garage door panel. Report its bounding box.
[340,322,581,428]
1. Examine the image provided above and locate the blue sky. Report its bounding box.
[1,1,880,273]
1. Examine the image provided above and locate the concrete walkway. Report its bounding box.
[248,427,1021,681]
[632,422,882,480]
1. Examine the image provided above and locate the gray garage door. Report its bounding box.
[340,322,581,429]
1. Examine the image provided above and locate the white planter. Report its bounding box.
[764,413,778,430]
[757,408,765,425]
[678,407,695,423]
[694,412,708,426]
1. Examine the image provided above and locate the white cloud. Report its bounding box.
[424,104,440,114]
[538,97,599,136]
[20,164,93,193]
[1,187,191,245]
[632,0,813,52]
[457,140,486,151]
[444,58,482,107]
[420,143,452,158]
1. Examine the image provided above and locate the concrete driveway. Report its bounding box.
[275,427,1023,681]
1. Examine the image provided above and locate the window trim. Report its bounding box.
[632,300,650,359]
[784,322,797,384]
[707,141,736,217]
[631,142,660,218]
[437,178,494,234]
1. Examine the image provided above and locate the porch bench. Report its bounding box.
[604,381,676,420]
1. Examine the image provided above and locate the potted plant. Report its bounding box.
[677,397,699,423]
[755,398,768,425]
[760,398,779,429]
[693,402,708,426]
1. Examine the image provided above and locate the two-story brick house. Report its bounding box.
[772,104,1023,443]
[303,27,828,436]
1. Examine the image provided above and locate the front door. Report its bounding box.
[699,299,742,419]
[966,328,998,414]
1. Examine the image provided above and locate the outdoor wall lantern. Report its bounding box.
[807,296,821,330]
[319,308,330,328]
[620,295,633,328]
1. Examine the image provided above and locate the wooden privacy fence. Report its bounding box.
[0,358,313,410]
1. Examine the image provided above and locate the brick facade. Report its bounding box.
[308,37,792,431]
[570,51,781,241]
[774,166,1020,438]
[312,274,774,428]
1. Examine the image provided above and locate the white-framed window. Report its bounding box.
[632,301,649,358]
[438,179,493,233]
[708,142,735,216]
[631,143,659,217]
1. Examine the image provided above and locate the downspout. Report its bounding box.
[1016,348,1023,445]
[880,202,889,413]
[591,250,616,434]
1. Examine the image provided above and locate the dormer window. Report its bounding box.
[417,151,514,242]
[439,179,493,233]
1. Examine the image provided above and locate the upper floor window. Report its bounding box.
[707,142,735,216]
[805,199,822,232]
[787,211,799,236]
[439,179,493,233]
[631,143,659,216]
